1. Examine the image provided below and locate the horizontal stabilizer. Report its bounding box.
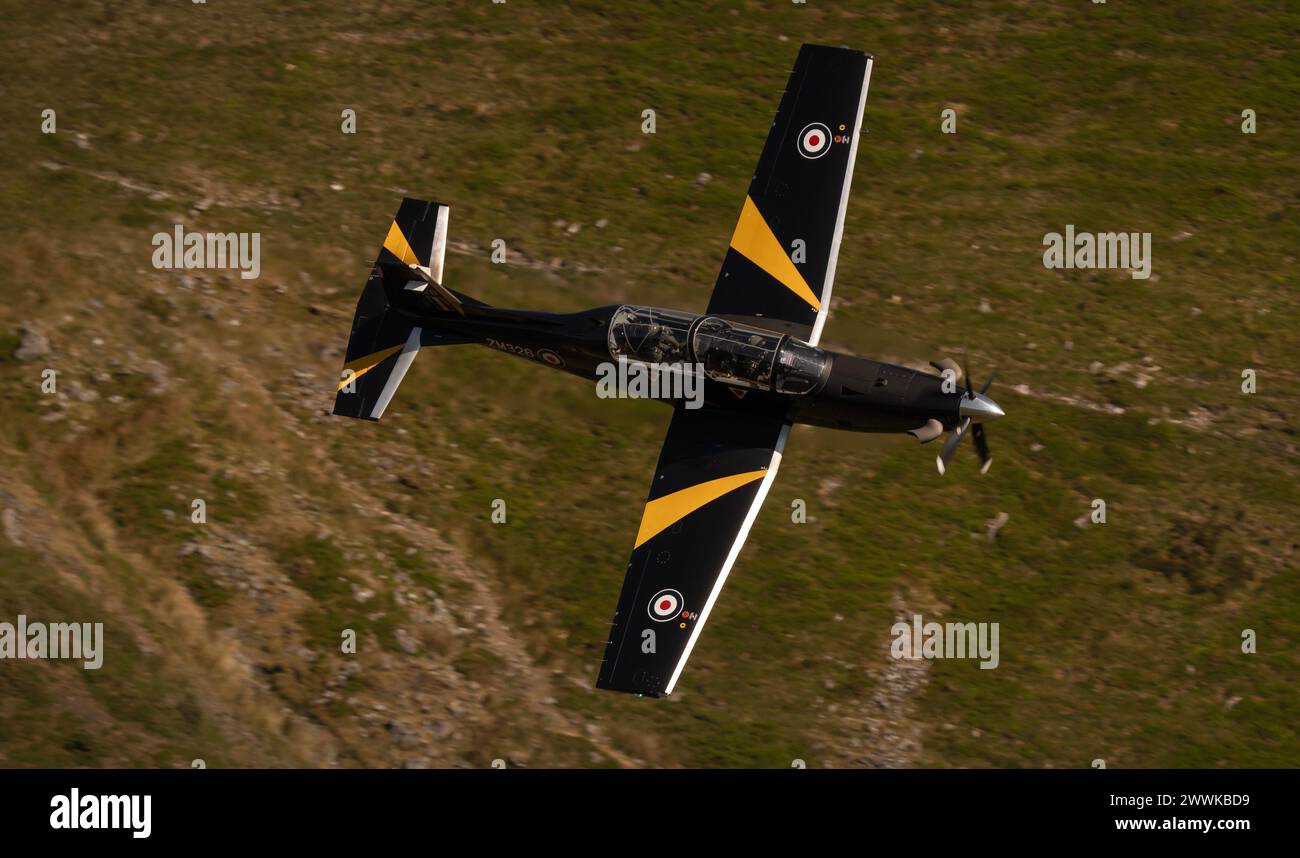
[332,199,471,420]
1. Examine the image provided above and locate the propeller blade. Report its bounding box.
[972,423,992,474]
[935,358,999,475]
[930,358,962,382]
[935,416,971,475]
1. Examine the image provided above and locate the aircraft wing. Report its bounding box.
[707,44,873,346]
[596,406,790,697]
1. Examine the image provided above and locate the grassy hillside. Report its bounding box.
[0,0,1296,767]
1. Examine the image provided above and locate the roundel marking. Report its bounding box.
[797,122,832,159]
[648,588,684,622]
[538,348,564,367]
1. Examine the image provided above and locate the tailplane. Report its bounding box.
[332,198,474,421]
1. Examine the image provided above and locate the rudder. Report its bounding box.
[332,198,470,421]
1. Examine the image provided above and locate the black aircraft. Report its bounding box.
[331,45,1004,697]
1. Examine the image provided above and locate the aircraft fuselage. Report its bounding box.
[397,301,1003,437]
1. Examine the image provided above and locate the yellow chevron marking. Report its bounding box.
[337,344,404,391]
[633,469,767,548]
[728,196,821,311]
[383,220,420,266]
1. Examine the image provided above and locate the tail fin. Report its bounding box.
[332,198,472,421]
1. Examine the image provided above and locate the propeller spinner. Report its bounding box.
[936,367,1003,476]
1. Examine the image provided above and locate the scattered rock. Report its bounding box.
[2,509,22,547]
[178,542,216,559]
[395,628,420,655]
[984,512,1009,540]
[141,360,171,395]
[66,380,98,403]
[14,330,50,362]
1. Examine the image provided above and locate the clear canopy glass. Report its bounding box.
[691,316,783,389]
[773,338,829,394]
[607,307,829,394]
[607,305,694,366]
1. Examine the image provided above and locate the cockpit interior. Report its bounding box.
[607,305,830,394]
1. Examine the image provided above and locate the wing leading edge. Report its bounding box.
[597,406,790,697]
[707,44,873,345]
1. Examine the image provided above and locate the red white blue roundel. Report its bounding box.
[648,588,684,622]
[797,122,832,159]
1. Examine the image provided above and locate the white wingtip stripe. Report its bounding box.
[808,56,873,348]
[663,423,791,695]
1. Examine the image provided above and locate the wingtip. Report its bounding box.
[980,458,993,475]
[936,456,946,476]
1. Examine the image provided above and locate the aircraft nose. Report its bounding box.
[959,391,1005,423]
